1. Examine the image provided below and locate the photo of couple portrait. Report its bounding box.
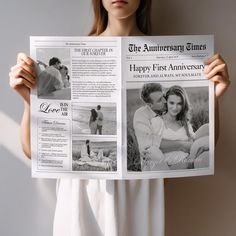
[72,103,117,136]
[37,56,71,100]
[127,82,210,171]
[72,139,117,172]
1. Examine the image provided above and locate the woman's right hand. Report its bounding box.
[9,53,36,105]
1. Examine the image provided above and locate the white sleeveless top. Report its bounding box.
[53,179,165,236]
[162,126,190,165]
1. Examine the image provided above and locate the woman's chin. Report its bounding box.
[169,111,179,117]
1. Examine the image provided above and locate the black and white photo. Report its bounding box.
[72,138,117,172]
[36,48,71,100]
[72,103,117,136]
[127,82,210,172]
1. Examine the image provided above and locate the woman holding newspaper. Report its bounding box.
[9,0,230,235]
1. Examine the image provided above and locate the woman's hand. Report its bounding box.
[9,53,36,105]
[9,53,36,158]
[204,53,230,98]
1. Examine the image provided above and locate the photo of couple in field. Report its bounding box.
[127,82,210,172]
[72,139,117,172]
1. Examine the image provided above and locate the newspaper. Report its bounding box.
[30,35,214,179]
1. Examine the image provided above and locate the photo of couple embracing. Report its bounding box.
[127,82,210,172]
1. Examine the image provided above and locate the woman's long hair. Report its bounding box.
[91,109,98,121]
[165,86,192,138]
[89,0,152,36]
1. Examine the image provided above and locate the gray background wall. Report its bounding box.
[0,0,235,235]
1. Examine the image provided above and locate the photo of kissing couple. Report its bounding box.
[35,48,71,100]
[127,82,210,172]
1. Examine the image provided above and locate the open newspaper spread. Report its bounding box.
[30,35,214,179]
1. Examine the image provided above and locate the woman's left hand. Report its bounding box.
[204,53,230,98]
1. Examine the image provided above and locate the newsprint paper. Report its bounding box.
[30,35,214,179]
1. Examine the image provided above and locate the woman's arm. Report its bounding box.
[36,60,48,69]
[204,53,230,144]
[160,139,193,153]
[188,136,209,160]
[9,53,36,159]
[20,102,31,158]
[194,123,209,140]
[215,99,220,144]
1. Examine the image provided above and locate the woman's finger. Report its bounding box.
[205,63,228,80]
[17,52,35,67]
[204,53,230,98]
[207,75,229,85]
[204,58,224,74]
[9,76,33,90]
[9,70,35,89]
[204,53,225,65]
[10,65,36,85]
[18,60,36,77]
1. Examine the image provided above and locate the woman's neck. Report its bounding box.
[100,14,144,36]
[164,112,177,123]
